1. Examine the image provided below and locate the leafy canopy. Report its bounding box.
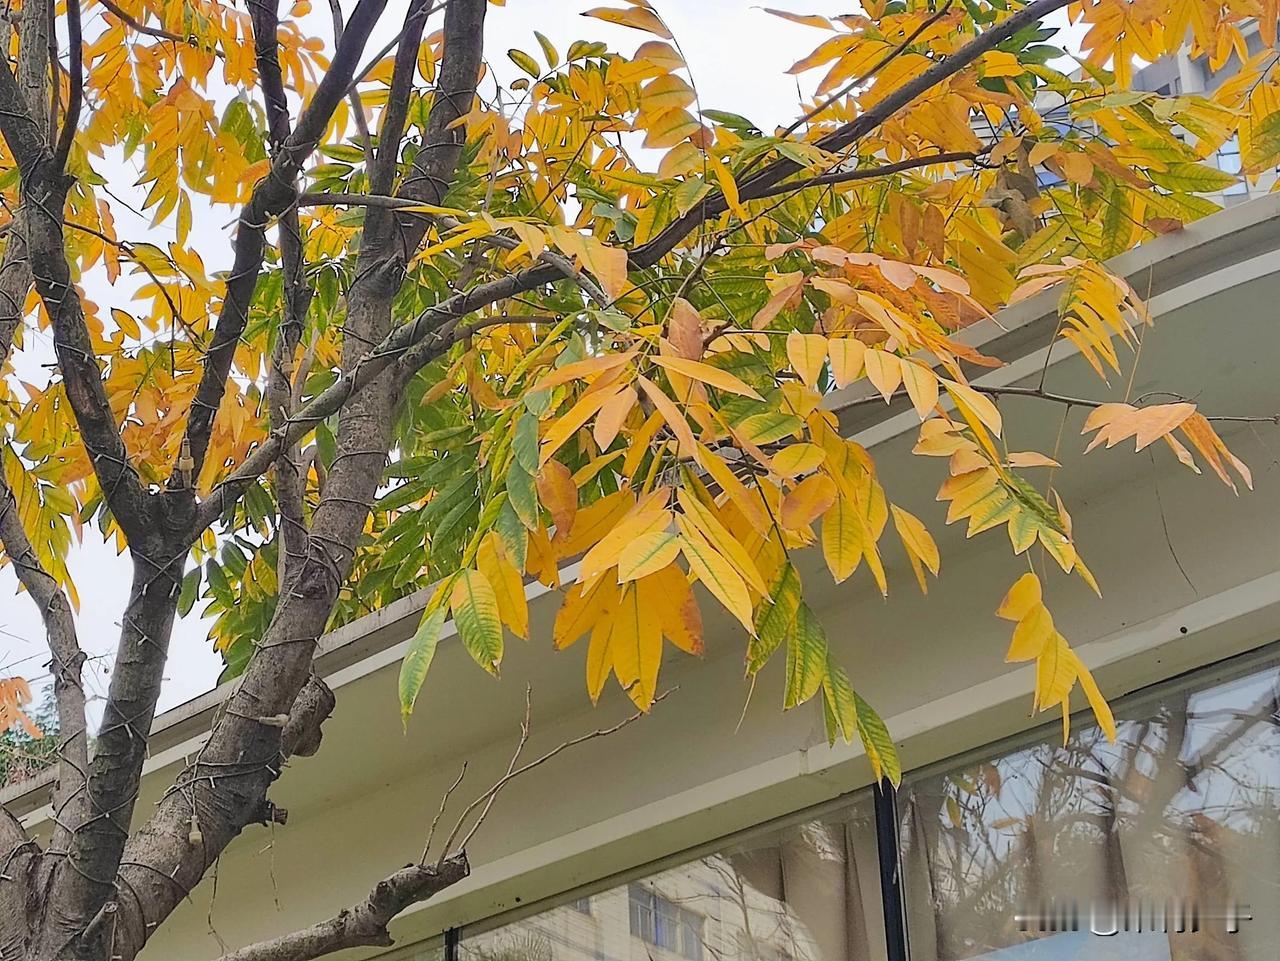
[2,0,1273,783]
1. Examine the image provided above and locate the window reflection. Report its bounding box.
[899,655,1280,961]
[461,793,886,961]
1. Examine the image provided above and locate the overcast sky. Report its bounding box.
[1,1,1083,723]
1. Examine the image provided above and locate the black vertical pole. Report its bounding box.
[445,926,460,961]
[873,781,911,961]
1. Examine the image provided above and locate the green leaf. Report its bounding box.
[495,498,529,571]
[737,410,804,445]
[507,460,539,530]
[513,411,539,474]
[1245,110,1280,172]
[507,48,541,78]
[535,31,560,68]
[177,567,201,618]
[451,569,504,675]
[1146,162,1238,194]
[784,603,828,710]
[821,659,857,745]
[748,562,801,674]
[399,602,449,721]
[319,143,368,164]
[853,690,900,786]
[700,109,758,133]
[674,177,712,216]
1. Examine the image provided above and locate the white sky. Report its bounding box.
[0,1,1084,722]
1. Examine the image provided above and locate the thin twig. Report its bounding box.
[439,689,672,864]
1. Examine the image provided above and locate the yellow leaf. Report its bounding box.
[1177,411,1252,492]
[694,442,770,532]
[708,152,746,219]
[582,5,673,39]
[610,583,663,710]
[1007,601,1054,662]
[540,388,617,465]
[900,361,939,419]
[652,356,763,399]
[864,350,903,403]
[771,443,826,478]
[678,521,755,633]
[531,351,635,393]
[1070,652,1117,742]
[983,50,1023,77]
[827,338,866,388]
[643,108,701,148]
[641,564,703,655]
[580,508,671,582]
[594,385,637,449]
[944,380,1003,436]
[554,578,610,649]
[477,534,528,639]
[582,237,629,301]
[1035,633,1077,711]
[617,529,681,583]
[996,572,1042,621]
[585,588,620,701]
[786,331,828,388]
[1081,402,1196,453]
[675,488,767,594]
[890,505,939,593]
[1006,451,1060,468]
[821,494,863,583]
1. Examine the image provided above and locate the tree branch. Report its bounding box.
[213,855,469,961]
[0,60,49,175]
[171,0,391,490]
[631,0,1073,263]
[97,0,188,45]
[106,8,492,959]
[748,149,987,200]
[298,191,609,305]
[249,0,312,590]
[0,58,154,546]
[368,0,433,194]
[51,0,82,170]
[326,0,376,168]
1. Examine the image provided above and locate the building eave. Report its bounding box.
[6,191,1280,822]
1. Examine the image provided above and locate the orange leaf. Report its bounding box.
[780,473,838,530]
[637,375,697,454]
[536,459,578,535]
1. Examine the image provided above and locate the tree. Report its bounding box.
[0,0,1275,959]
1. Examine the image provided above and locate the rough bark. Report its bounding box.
[214,854,469,961]
[0,810,38,961]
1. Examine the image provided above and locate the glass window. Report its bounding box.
[461,792,884,961]
[1215,136,1248,196]
[897,652,1280,961]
